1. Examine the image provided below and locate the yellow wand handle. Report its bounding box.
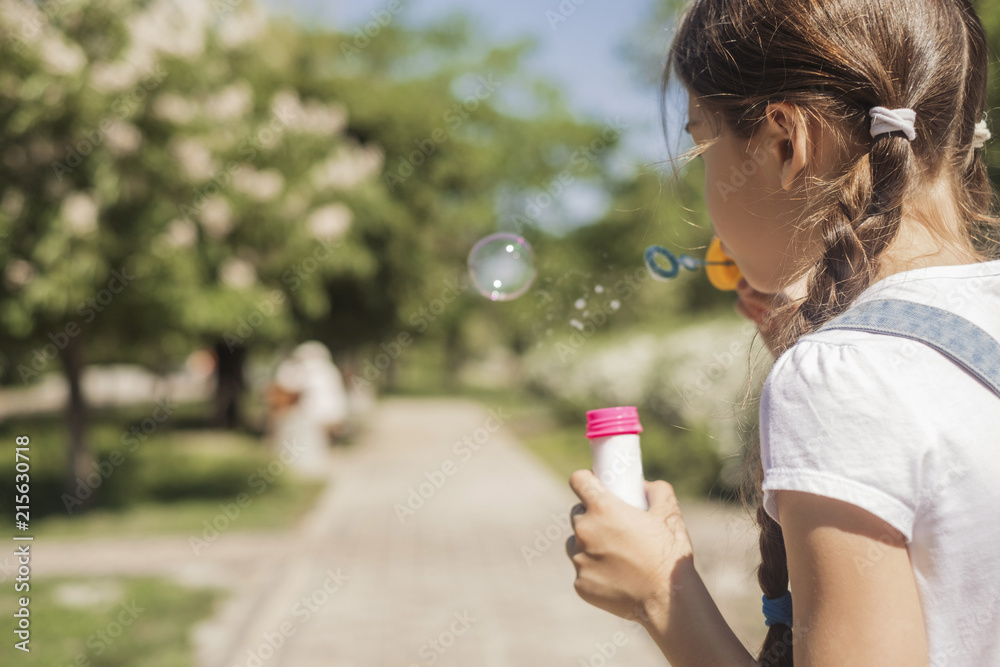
[705,236,743,291]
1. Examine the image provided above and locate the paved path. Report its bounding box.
[36,397,765,666]
[203,397,765,667]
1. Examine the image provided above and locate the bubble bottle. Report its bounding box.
[585,406,648,510]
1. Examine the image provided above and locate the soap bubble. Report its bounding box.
[467,233,536,301]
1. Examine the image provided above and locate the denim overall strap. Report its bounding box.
[815,298,1000,400]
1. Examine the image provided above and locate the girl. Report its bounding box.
[564,0,1000,665]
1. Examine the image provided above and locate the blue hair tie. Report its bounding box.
[762,591,793,627]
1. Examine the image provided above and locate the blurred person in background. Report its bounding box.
[267,341,349,477]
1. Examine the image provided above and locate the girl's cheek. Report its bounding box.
[704,161,735,236]
[702,161,721,221]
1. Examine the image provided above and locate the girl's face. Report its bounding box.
[686,94,824,294]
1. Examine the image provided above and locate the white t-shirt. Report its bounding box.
[759,257,1000,666]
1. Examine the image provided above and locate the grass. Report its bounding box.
[0,397,330,667]
[21,480,325,539]
[0,575,222,666]
[0,401,327,539]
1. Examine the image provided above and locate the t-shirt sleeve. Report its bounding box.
[759,338,930,542]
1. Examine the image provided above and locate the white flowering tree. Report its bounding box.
[0,0,215,492]
[0,0,382,489]
[139,7,388,427]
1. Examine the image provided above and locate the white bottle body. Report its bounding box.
[588,433,648,510]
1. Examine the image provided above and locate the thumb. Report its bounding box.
[569,469,611,509]
[644,479,679,518]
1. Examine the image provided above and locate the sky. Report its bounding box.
[262,0,683,170]
[257,0,691,235]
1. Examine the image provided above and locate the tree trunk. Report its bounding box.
[443,323,464,390]
[61,333,93,505]
[212,340,246,429]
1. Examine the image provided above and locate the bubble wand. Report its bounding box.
[644,236,743,291]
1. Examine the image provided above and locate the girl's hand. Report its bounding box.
[734,275,805,356]
[565,470,694,623]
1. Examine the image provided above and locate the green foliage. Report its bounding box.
[0,575,220,666]
[301,23,622,358]
[0,405,316,525]
[978,0,1000,211]
[0,0,629,391]
[639,419,726,499]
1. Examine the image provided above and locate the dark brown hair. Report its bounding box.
[662,0,999,664]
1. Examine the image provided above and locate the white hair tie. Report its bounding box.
[973,118,991,150]
[869,106,917,142]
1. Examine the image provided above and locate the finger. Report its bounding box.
[736,276,755,300]
[736,276,761,301]
[568,469,608,509]
[644,479,679,518]
[734,297,765,324]
[736,279,777,311]
[735,288,770,315]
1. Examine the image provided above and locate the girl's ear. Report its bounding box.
[762,102,812,191]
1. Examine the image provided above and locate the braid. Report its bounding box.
[755,129,913,665]
[739,427,792,665]
[769,129,911,357]
[756,504,792,666]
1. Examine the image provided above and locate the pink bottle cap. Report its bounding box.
[586,406,643,439]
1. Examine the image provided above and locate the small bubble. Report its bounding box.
[594,284,604,293]
[609,300,620,311]
[574,298,586,309]
[569,319,585,331]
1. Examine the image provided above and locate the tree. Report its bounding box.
[0,0,630,506]
[0,0,210,497]
[292,15,627,385]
